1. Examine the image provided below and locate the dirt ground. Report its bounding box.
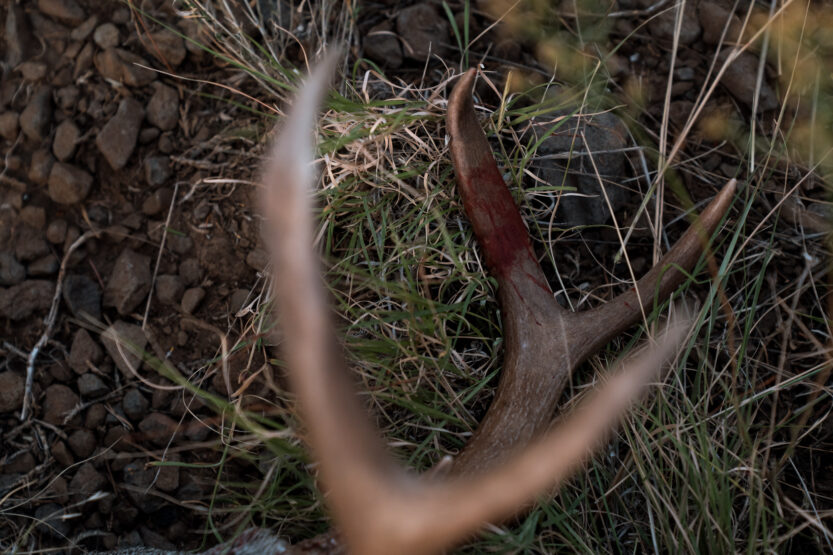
[1,0,831,552]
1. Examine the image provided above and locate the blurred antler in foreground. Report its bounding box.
[261,56,735,554]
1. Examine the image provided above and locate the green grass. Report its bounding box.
[147,1,833,552]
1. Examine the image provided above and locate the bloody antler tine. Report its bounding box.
[446,70,735,474]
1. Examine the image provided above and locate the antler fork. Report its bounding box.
[261,56,735,554]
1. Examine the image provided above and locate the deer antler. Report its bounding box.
[261,58,733,554]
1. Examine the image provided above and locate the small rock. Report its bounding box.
[20,205,46,229]
[35,503,71,538]
[180,287,204,314]
[122,461,162,513]
[228,288,250,315]
[103,248,151,314]
[28,148,55,185]
[718,50,779,112]
[69,14,98,41]
[0,112,20,140]
[179,258,201,285]
[363,21,402,68]
[156,274,183,305]
[94,48,156,87]
[146,83,178,131]
[155,456,180,492]
[17,61,48,81]
[396,4,451,61]
[167,234,192,255]
[46,219,67,244]
[52,119,80,161]
[96,97,145,170]
[5,5,38,68]
[55,85,80,110]
[73,42,94,80]
[93,23,120,49]
[524,110,630,227]
[77,373,108,398]
[102,321,147,378]
[63,274,102,321]
[0,252,25,286]
[69,328,103,374]
[67,428,96,457]
[0,279,53,320]
[147,29,186,67]
[51,440,74,466]
[85,403,106,428]
[69,462,107,499]
[649,2,700,43]
[20,86,53,141]
[48,162,93,204]
[43,384,79,425]
[245,248,269,271]
[122,389,148,421]
[138,127,159,144]
[0,371,24,413]
[144,157,171,187]
[14,224,49,261]
[141,186,173,215]
[49,361,72,382]
[138,412,178,447]
[699,1,744,46]
[28,253,59,275]
[3,450,35,473]
[38,0,86,25]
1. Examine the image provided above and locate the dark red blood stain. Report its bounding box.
[459,161,538,277]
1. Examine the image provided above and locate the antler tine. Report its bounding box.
[446,69,735,474]
[263,59,704,554]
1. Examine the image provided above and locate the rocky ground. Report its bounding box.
[1,0,830,553]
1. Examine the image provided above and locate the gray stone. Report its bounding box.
[14,224,49,261]
[69,14,98,41]
[46,219,67,244]
[68,328,103,374]
[94,48,156,88]
[122,389,149,421]
[28,254,59,276]
[69,462,107,499]
[43,384,79,425]
[0,279,53,320]
[363,21,402,68]
[63,274,101,321]
[28,148,55,185]
[0,252,25,286]
[96,97,144,170]
[52,119,80,162]
[34,503,70,538]
[141,186,172,215]
[20,87,53,142]
[718,50,779,113]
[0,112,20,141]
[77,373,108,398]
[180,287,204,314]
[0,371,24,413]
[102,321,147,378]
[104,249,151,314]
[155,274,183,305]
[147,29,186,67]
[93,23,120,49]
[143,157,171,187]
[396,4,450,61]
[38,0,87,25]
[146,83,178,131]
[48,162,92,204]
[179,258,201,285]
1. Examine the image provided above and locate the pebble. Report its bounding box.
[5,5,37,68]
[63,274,102,321]
[55,85,79,111]
[52,119,80,161]
[138,412,178,447]
[144,156,171,187]
[46,219,67,244]
[28,253,59,275]
[35,503,71,538]
[363,21,402,68]
[94,48,156,87]
[51,440,74,466]
[0,112,19,140]
[167,234,192,255]
[96,97,145,170]
[245,248,269,271]
[139,127,160,144]
[0,252,26,286]
[67,428,96,458]
[0,279,53,320]
[180,287,204,314]
[77,372,108,398]
[49,361,72,382]
[148,29,186,67]
[17,61,48,81]
[38,0,87,25]
[178,258,201,286]
[43,384,79,425]
[48,162,93,204]
[228,288,250,315]
[155,456,180,492]
[85,403,106,428]
[699,1,744,46]
[101,321,147,378]
[3,450,35,473]
[69,462,107,499]
[146,83,178,131]
[20,205,46,229]
[141,186,173,215]
[156,274,183,305]
[69,328,103,374]
[122,389,149,421]
[69,14,98,41]
[718,50,779,112]
[103,248,151,314]
[28,148,55,185]
[14,224,49,261]
[396,4,451,61]
[20,86,53,141]
[0,371,24,413]
[93,22,120,49]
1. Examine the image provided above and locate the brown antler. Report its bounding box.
[261,58,732,555]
